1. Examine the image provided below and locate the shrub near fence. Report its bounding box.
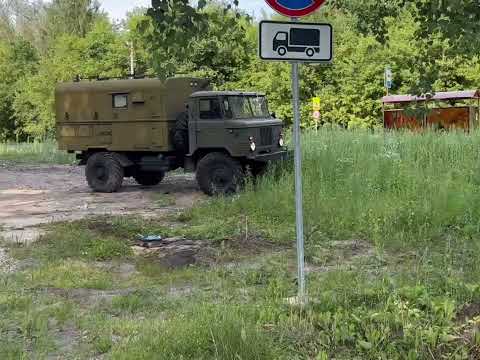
[0,140,74,164]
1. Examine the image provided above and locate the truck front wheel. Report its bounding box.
[86,152,124,193]
[134,171,165,186]
[196,153,244,196]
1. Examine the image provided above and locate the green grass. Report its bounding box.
[0,140,74,164]
[185,129,480,251]
[152,192,177,207]
[3,130,480,358]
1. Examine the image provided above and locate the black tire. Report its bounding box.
[306,48,315,57]
[134,172,165,186]
[251,162,268,178]
[86,152,124,193]
[278,47,287,56]
[196,153,244,196]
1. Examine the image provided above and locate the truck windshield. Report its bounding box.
[224,96,270,119]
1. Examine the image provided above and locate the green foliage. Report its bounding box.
[0,139,74,164]
[414,0,480,55]
[13,221,132,262]
[138,1,252,85]
[44,0,101,40]
[175,5,254,85]
[2,0,480,137]
[137,0,209,78]
[328,0,404,40]
[12,19,130,139]
[3,209,480,358]
[0,38,38,140]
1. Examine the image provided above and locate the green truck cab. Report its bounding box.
[56,77,288,195]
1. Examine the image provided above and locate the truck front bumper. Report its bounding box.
[247,149,292,163]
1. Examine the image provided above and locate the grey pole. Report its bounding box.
[290,18,306,300]
[129,41,135,76]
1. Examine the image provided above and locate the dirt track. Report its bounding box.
[0,163,204,244]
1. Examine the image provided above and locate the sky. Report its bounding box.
[99,0,272,21]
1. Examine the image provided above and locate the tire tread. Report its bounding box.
[196,152,243,196]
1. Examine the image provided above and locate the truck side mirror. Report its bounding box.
[271,112,276,118]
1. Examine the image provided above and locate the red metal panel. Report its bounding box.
[384,110,422,130]
[426,107,471,130]
[384,107,475,131]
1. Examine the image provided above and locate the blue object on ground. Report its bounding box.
[138,234,163,242]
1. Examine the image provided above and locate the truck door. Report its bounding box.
[195,97,226,149]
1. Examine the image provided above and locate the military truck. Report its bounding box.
[56,77,288,195]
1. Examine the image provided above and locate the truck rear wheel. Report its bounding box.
[86,152,124,193]
[196,153,244,196]
[134,172,165,186]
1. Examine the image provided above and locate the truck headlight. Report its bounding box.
[279,133,285,147]
[249,137,256,152]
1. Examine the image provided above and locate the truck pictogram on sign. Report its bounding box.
[273,28,321,57]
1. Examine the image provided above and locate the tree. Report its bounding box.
[45,0,101,37]
[326,0,404,41]
[175,4,253,85]
[0,37,38,140]
[136,0,248,82]
[136,0,209,78]
[413,0,480,55]
[0,0,48,51]
[12,19,130,139]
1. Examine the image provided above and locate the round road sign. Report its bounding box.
[266,0,327,17]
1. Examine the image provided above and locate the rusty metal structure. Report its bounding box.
[382,90,480,131]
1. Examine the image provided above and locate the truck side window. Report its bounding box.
[113,94,128,109]
[275,32,287,41]
[223,99,233,119]
[199,99,221,119]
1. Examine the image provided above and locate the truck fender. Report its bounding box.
[111,153,134,168]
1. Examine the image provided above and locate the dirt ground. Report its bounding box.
[0,163,204,244]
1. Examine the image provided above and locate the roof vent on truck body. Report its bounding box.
[72,75,211,90]
[58,77,211,95]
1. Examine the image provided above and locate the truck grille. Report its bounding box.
[259,127,273,146]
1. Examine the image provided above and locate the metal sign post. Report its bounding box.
[260,0,331,302]
[291,53,306,299]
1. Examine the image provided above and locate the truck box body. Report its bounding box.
[56,77,210,152]
[289,28,320,47]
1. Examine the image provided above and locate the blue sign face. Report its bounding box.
[277,0,314,10]
[266,0,325,17]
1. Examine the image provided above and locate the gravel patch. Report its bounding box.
[0,247,17,273]
[0,164,203,244]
